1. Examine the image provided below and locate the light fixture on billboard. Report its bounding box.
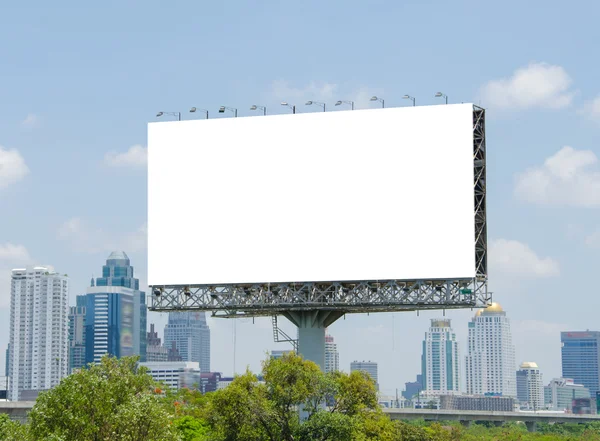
[183,287,191,297]
[370,96,384,108]
[153,287,163,297]
[403,95,416,106]
[281,102,296,114]
[435,92,448,104]
[219,106,238,117]
[250,105,267,116]
[190,107,209,119]
[305,100,326,112]
[156,111,181,121]
[335,100,354,110]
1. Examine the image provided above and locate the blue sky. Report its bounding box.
[1,0,600,395]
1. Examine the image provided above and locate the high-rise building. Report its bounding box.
[350,361,378,389]
[271,349,293,360]
[544,378,591,411]
[325,333,339,373]
[83,252,147,364]
[164,312,210,373]
[421,319,460,395]
[465,303,516,397]
[8,266,69,401]
[561,331,600,396]
[68,295,87,373]
[516,362,544,410]
[146,324,168,362]
[403,374,423,400]
[139,361,200,390]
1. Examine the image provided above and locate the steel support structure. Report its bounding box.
[149,106,490,369]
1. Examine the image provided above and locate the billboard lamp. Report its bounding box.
[435,92,448,104]
[156,111,181,121]
[335,100,354,110]
[370,96,384,108]
[403,95,416,106]
[219,106,238,117]
[190,107,209,119]
[305,100,326,112]
[250,105,267,116]
[281,102,296,114]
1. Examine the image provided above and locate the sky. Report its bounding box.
[1,0,600,396]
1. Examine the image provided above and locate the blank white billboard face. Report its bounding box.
[148,104,475,286]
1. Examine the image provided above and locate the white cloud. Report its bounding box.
[489,239,560,278]
[104,145,147,168]
[0,145,29,190]
[0,243,32,264]
[585,230,600,248]
[58,217,147,254]
[580,95,600,122]
[21,113,38,129]
[480,62,574,109]
[515,146,600,207]
[272,80,338,104]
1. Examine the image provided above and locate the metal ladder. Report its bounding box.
[272,315,298,351]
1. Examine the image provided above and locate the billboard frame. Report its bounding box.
[149,105,490,316]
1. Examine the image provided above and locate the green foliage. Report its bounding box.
[297,411,353,441]
[173,416,210,441]
[27,355,179,441]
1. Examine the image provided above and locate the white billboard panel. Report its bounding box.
[148,104,475,286]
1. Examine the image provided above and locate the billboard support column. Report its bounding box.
[283,310,344,371]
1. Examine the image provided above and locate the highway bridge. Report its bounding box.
[383,408,600,432]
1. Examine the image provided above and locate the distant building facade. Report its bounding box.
[350,361,378,389]
[139,361,200,390]
[83,252,147,364]
[544,378,591,411]
[325,333,339,373]
[8,266,69,401]
[403,374,423,400]
[164,312,210,372]
[465,303,516,397]
[421,319,460,395]
[146,324,168,362]
[440,394,515,412]
[516,362,544,410]
[561,331,600,396]
[68,296,87,373]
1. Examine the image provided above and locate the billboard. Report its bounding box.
[148,104,476,286]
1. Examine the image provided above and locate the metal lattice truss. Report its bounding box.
[149,106,490,318]
[150,278,490,318]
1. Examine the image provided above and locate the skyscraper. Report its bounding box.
[561,331,600,396]
[8,266,69,401]
[164,312,210,372]
[325,333,339,373]
[68,295,87,373]
[146,324,168,362]
[465,303,516,397]
[421,319,460,395]
[83,251,147,364]
[516,362,544,410]
[350,361,378,390]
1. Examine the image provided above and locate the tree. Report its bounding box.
[28,355,180,441]
[198,352,384,441]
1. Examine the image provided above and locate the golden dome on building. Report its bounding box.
[474,302,503,317]
[520,361,539,369]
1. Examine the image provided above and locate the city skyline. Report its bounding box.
[1,0,600,395]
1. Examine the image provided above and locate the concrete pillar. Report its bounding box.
[283,310,344,371]
[525,421,537,432]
